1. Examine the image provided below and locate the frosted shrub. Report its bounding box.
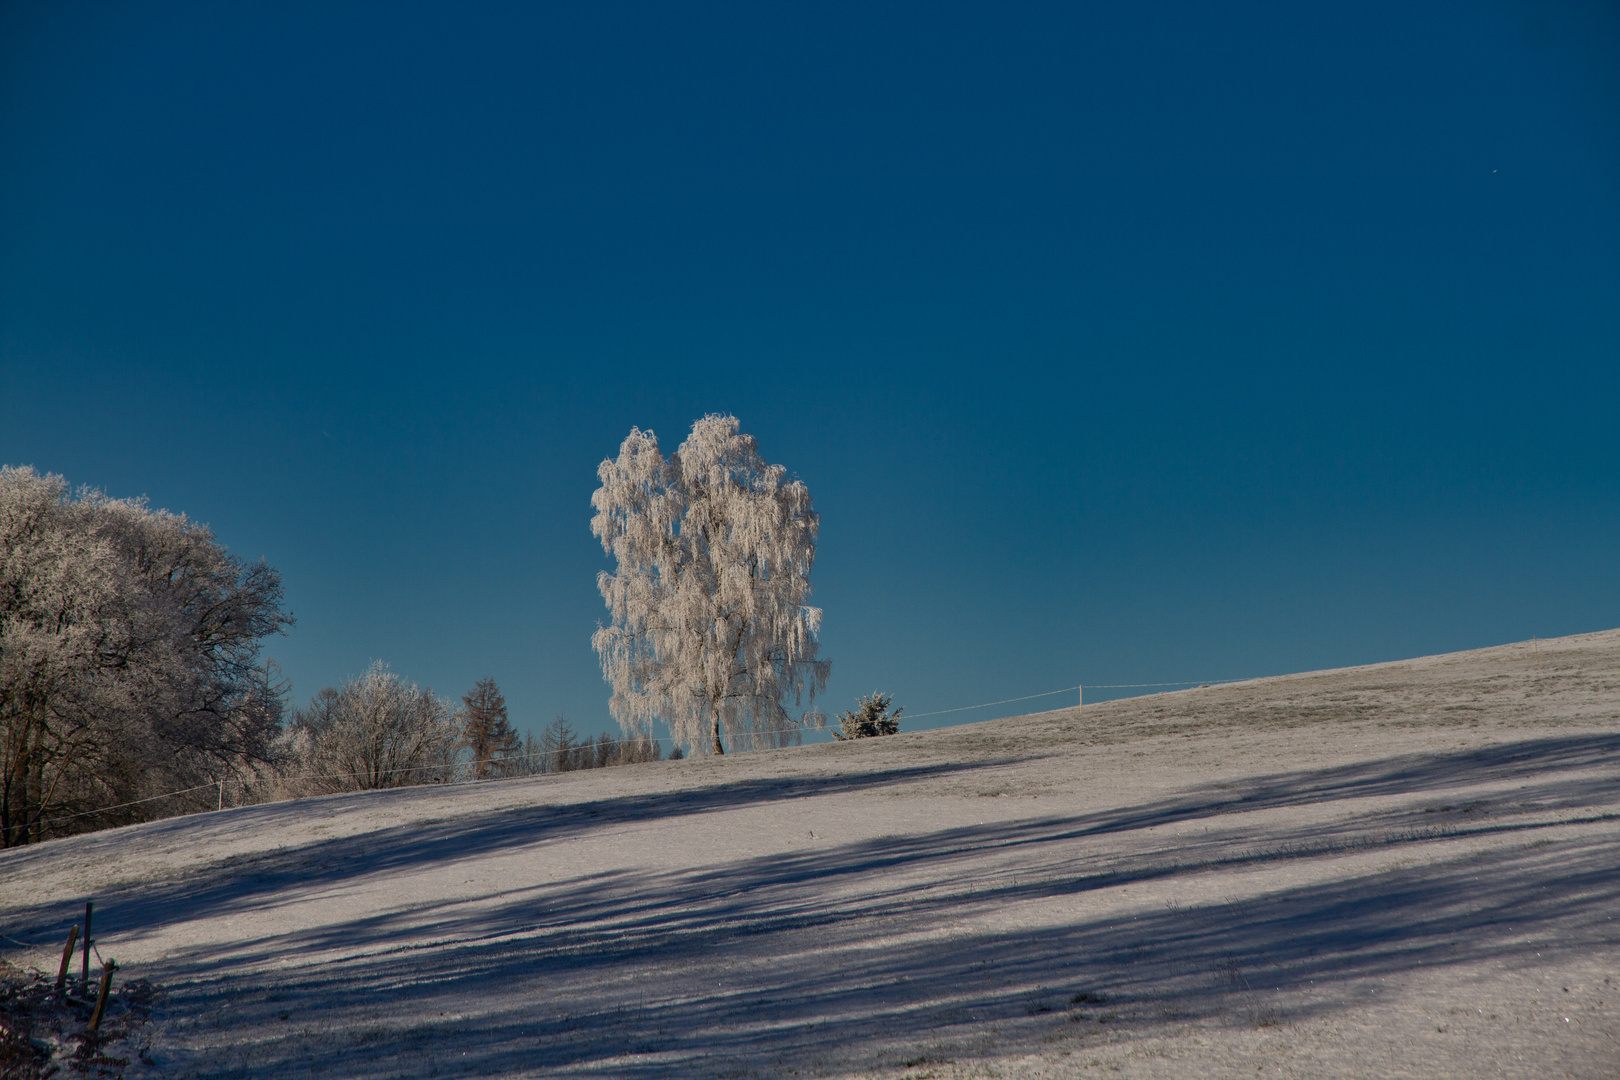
[281,663,461,792]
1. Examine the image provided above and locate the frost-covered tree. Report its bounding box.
[591,414,830,756]
[281,662,461,791]
[832,692,903,740]
[0,466,292,845]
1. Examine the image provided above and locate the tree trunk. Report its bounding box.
[710,710,725,756]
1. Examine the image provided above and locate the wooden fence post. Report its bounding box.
[55,924,78,991]
[88,960,117,1032]
[81,900,92,988]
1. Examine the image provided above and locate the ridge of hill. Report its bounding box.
[3,629,1617,1078]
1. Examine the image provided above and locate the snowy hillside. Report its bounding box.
[3,630,1618,1079]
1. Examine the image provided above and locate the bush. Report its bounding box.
[274,662,460,793]
[832,692,902,740]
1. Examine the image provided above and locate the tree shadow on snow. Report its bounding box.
[4,733,1618,1077]
[1,758,1014,941]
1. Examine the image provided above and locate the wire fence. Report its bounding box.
[26,671,1259,834]
[900,676,1252,719]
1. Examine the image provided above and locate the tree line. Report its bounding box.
[0,467,672,845]
[272,670,676,798]
[1,466,290,846]
[5,418,898,844]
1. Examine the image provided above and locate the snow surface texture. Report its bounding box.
[2,630,1617,1079]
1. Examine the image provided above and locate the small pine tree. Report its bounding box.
[832,692,902,740]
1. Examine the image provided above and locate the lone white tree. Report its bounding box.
[591,414,830,755]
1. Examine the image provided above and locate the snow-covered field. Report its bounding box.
[4,630,1618,1079]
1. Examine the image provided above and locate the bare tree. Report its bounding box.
[0,466,291,845]
[281,662,461,791]
[589,732,614,769]
[591,414,830,756]
[517,730,545,776]
[459,676,520,778]
[537,715,582,773]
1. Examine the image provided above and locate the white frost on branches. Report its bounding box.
[0,466,290,844]
[279,662,461,792]
[591,415,830,756]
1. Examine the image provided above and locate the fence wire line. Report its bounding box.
[900,676,1250,719]
[33,737,694,829]
[28,673,1257,831]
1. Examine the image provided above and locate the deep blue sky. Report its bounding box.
[3,1,1616,742]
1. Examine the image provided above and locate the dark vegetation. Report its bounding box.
[0,959,159,1079]
[517,715,671,774]
[461,677,521,779]
[833,692,903,740]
